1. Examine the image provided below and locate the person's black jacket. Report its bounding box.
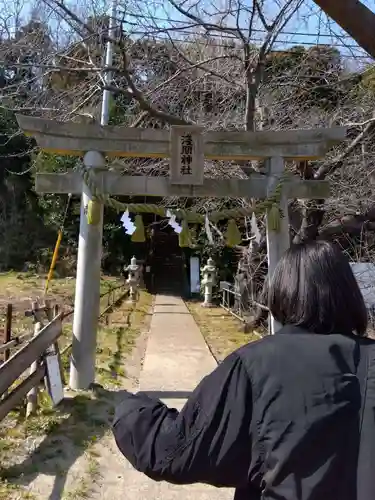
[112,326,375,500]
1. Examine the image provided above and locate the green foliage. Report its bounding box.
[0,108,54,270]
[33,152,78,173]
[188,225,238,284]
[108,93,133,126]
[356,64,375,93]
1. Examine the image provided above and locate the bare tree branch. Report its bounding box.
[167,0,243,39]
[43,0,191,126]
[315,118,375,179]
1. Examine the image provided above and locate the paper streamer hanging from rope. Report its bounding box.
[251,212,261,244]
[120,210,136,235]
[205,214,214,245]
[166,210,182,234]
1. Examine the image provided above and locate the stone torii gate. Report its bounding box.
[17,114,346,390]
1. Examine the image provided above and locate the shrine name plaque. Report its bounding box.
[170,125,204,185]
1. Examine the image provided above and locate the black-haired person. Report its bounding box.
[112,241,373,500]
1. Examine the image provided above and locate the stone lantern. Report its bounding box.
[201,257,216,307]
[125,256,140,302]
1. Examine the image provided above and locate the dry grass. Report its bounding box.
[95,291,153,388]
[187,301,261,361]
[0,272,124,337]
[0,273,153,500]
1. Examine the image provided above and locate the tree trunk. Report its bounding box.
[293,161,325,243]
[312,0,375,58]
[245,83,257,132]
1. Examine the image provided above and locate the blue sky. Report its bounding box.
[158,0,373,57]
[19,0,375,65]
[116,0,375,68]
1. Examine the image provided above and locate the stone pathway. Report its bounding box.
[140,294,218,402]
[92,294,233,500]
[15,295,233,499]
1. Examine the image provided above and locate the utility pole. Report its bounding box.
[69,0,118,390]
[101,0,118,126]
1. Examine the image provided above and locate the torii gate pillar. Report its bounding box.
[70,150,104,390]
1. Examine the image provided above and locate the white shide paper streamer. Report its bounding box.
[120,210,136,235]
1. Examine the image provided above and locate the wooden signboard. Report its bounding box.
[190,256,201,294]
[45,352,64,406]
[170,126,204,185]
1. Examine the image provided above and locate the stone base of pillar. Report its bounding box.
[201,301,214,308]
[201,287,213,308]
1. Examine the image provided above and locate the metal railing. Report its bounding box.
[220,281,246,322]
[220,281,269,323]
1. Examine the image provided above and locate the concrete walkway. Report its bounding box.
[106,294,234,500]
[140,294,217,403]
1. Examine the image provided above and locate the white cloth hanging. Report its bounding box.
[166,210,182,234]
[251,212,261,244]
[205,214,214,244]
[120,210,136,235]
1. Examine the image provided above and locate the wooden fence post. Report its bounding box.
[1,304,13,398]
[106,288,113,327]
[5,304,12,363]
[26,301,43,417]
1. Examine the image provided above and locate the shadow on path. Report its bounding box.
[0,385,129,500]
